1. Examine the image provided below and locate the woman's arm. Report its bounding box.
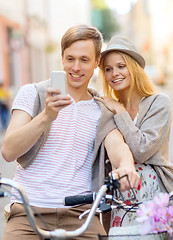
[104,129,141,192]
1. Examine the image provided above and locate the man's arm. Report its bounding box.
[104,129,141,192]
[1,88,72,162]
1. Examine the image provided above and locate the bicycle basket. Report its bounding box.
[98,225,169,240]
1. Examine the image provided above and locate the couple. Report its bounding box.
[2,25,173,239]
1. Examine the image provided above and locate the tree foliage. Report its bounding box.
[91,0,108,9]
[90,0,119,41]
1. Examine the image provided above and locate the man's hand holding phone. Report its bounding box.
[51,71,67,95]
[44,71,72,121]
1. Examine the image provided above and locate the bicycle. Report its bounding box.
[0,173,141,240]
[0,175,172,240]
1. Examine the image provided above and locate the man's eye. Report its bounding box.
[82,59,87,62]
[68,57,73,61]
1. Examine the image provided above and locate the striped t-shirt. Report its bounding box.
[11,84,101,208]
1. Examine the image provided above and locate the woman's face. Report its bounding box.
[103,52,131,93]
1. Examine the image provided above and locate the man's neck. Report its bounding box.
[67,86,93,102]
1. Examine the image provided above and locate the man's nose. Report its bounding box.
[72,60,80,72]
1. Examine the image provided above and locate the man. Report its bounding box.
[2,25,140,239]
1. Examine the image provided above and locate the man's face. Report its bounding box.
[62,40,99,90]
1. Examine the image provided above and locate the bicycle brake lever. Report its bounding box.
[99,202,111,213]
[79,208,100,220]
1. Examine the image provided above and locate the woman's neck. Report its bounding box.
[119,91,142,120]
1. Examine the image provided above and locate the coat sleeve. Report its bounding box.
[114,93,172,163]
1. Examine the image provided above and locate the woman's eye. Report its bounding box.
[105,68,111,72]
[119,65,125,69]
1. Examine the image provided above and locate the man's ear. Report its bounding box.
[61,53,64,64]
[95,55,101,68]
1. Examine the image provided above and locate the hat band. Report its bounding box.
[106,44,135,51]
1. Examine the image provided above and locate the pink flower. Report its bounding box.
[153,193,169,207]
[167,206,173,218]
[136,192,173,236]
[136,202,154,222]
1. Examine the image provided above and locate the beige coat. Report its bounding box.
[93,93,173,193]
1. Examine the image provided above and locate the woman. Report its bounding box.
[96,36,173,227]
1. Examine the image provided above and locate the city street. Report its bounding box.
[0,80,173,239]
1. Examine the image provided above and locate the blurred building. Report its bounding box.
[149,0,173,85]
[117,0,173,85]
[0,0,49,96]
[47,0,91,74]
[0,0,91,97]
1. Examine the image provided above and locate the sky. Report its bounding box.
[106,0,138,14]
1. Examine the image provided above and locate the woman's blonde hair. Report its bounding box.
[99,52,157,104]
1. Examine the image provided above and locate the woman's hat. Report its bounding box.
[100,36,145,68]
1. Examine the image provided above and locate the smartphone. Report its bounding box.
[51,71,67,95]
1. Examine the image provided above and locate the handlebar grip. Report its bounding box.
[0,190,5,197]
[64,193,95,206]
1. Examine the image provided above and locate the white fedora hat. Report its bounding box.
[100,36,145,69]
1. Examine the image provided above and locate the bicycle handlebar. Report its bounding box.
[0,177,108,239]
[0,178,43,237]
[64,192,139,213]
[64,192,97,206]
[0,175,141,239]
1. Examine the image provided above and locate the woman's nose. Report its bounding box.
[112,68,120,77]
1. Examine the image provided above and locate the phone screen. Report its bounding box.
[51,71,67,95]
